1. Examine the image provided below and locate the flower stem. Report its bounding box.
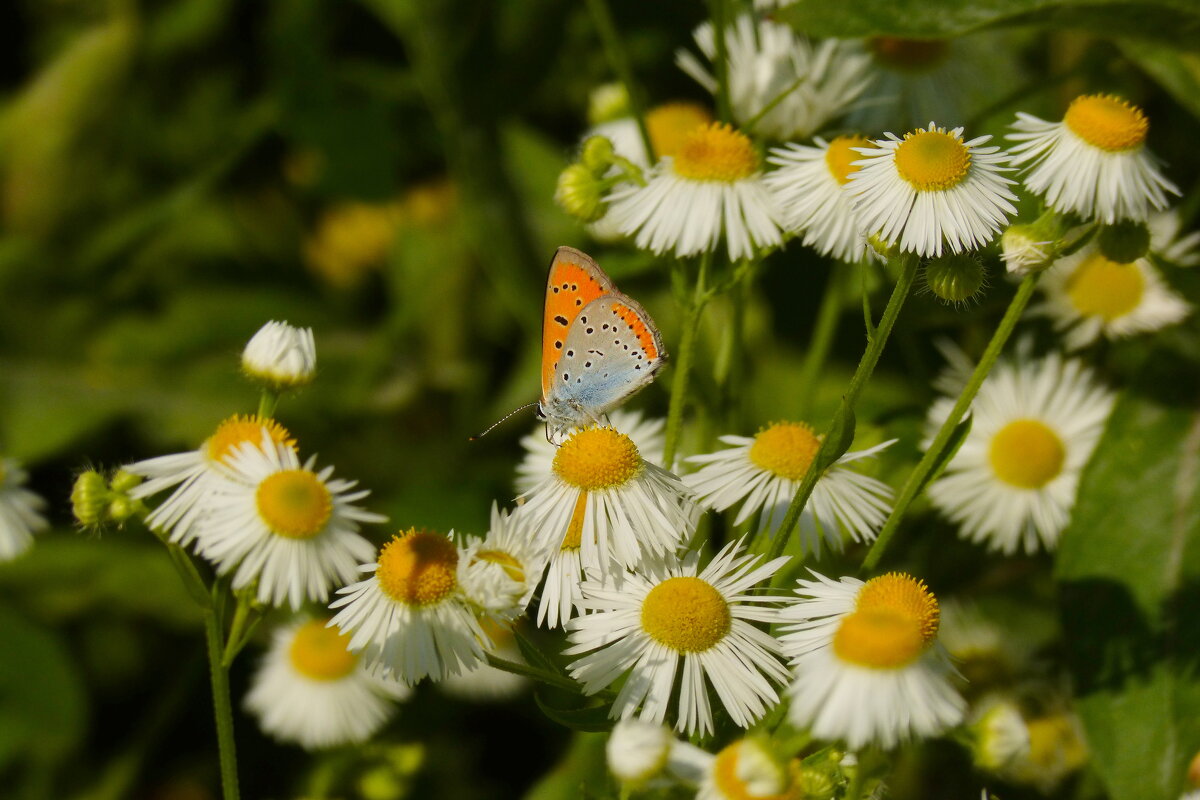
[662,255,711,471]
[586,0,654,160]
[765,253,920,563]
[862,272,1040,571]
[485,653,584,693]
[795,263,847,419]
[204,583,240,800]
[256,390,279,420]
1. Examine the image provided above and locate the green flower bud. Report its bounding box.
[796,765,837,800]
[867,233,898,260]
[580,136,616,175]
[1097,219,1151,264]
[107,495,138,523]
[71,470,110,527]
[555,164,608,223]
[925,253,986,304]
[110,469,142,493]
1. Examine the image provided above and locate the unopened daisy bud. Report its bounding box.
[109,469,142,493]
[580,135,615,174]
[242,321,317,390]
[795,765,837,800]
[607,719,673,787]
[1001,225,1055,275]
[1097,219,1151,264]
[588,82,630,126]
[555,164,608,223]
[71,470,109,527]
[107,493,139,524]
[968,696,1031,772]
[925,253,986,304]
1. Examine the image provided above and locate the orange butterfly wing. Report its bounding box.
[541,247,617,399]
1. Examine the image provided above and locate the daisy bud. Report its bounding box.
[795,766,837,800]
[587,82,630,126]
[554,163,607,223]
[1097,219,1151,264]
[110,468,142,493]
[1001,224,1055,275]
[925,253,986,304]
[580,135,616,174]
[71,470,109,528]
[242,321,317,390]
[107,494,139,524]
[606,719,673,787]
[968,696,1031,772]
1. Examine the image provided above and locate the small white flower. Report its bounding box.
[242,321,317,389]
[606,719,713,789]
[926,349,1115,554]
[455,504,543,620]
[779,571,965,749]
[849,122,1018,257]
[0,458,47,561]
[1007,94,1179,223]
[244,617,408,750]
[678,15,873,140]
[515,424,696,628]
[196,436,384,609]
[125,414,296,549]
[330,528,491,684]
[968,695,1031,772]
[766,136,873,262]
[566,542,791,737]
[685,421,895,555]
[606,122,783,262]
[697,738,801,800]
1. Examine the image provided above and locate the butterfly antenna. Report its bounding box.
[469,402,539,441]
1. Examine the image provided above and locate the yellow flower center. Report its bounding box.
[825,135,870,185]
[894,129,972,191]
[255,469,333,539]
[288,619,359,680]
[868,37,949,72]
[1063,94,1148,152]
[988,419,1066,489]
[712,742,803,800]
[1065,251,1144,321]
[205,414,295,465]
[376,529,459,606]
[552,427,642,490]
[647,102,713,159]
[672,122,758,182]
[833,573,939,669]
[475,548,525,584]
[749,422,821,482]
[640,576,731,653]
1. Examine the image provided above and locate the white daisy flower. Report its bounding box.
[329,528,490,684]
[606,718,712,790]
[848,122,1018,257]
[968,695,1031,772]
[677,16,873,140]
[437,619,528,701]
[765,135,873,262]
[779,571,965,749]
[455,503,543,621]
[1035,239,1189,349]
[244,617,408,750]
[565,542,791,737]
[515,424,696,628]
[515,408,665,493]
[605,121,783,261]
[1007,94,1179,223]
[698,738,803,800]
[925,349,1115,554]
[241,320,317,389]
[125,414,296,549]
[195,436,384,609]
[0,458,47,561]
[684,421,895,556]
[1148,208,1200,267]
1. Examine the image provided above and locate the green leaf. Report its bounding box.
[776,0,1200,47]
[1055,350,1200,800]
[0,604,87,770]
[514,628,568,678]
[1119,39,1200,122]
[534,690,616,733]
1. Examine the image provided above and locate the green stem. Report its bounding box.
[204,585,240,800]
[662,256,711,471]
[586,0,654,161]
[256,390,279,419]
[862,272,1040,571]
[765,253,920,563]
[795,264,846,419]
[743,73,805,134]
[485,654,584,693]
[221,591,261,668]
[708,0,733,123]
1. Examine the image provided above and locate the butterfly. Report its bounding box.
[536,246,667,441]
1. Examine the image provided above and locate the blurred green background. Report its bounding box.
[1,0,1199,798]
